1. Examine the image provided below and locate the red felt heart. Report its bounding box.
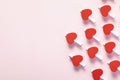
[85,28,96,40]
[109,60,120,72]
[71,55,83,67]
[65,32,77,44]
[103,24,114,35]
[92,69,103,80]
[87,47,98,59]
[104,42,116,54]
[81,9,92,20]
[100,5,111,17]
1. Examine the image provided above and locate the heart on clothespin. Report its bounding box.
[99,5,115,18]
[71,55,83,67]
[108,60,120,72]
[85,28,100,42]
[103,23,114,35]
[92,69,103,80]
[104,42,116,54]
[65,32,83,46]
[103,23,119,37]
[65,32,77,44]
[81,9,96,23]
[87,47,103,60]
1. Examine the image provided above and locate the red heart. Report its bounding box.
[85,28,96,40]
[100,5,111,17]
[109,60,120,72]
[81,9,92,20]
[104,42,116,54]
[87,47,98,59]
[103,24,114,35]
[65,32,77,44]
[92,69,103,80]
[71,55,83,67]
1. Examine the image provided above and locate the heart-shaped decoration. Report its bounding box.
[81,9,92,20]
[104,42,116,54]
[85,28,96,40]
[109,60,120,72]
[71,55,83,67]
[87,47,98,59]
[92,69,103,80]
[65,32,77,44]
[100,5,111,17]
[103,23,114,35]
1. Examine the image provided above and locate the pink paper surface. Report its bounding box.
[0,0,120,80]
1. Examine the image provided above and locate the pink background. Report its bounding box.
[0,0,120,80]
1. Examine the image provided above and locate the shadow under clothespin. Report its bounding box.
[102,0,115,3]
[101,75,108,80]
